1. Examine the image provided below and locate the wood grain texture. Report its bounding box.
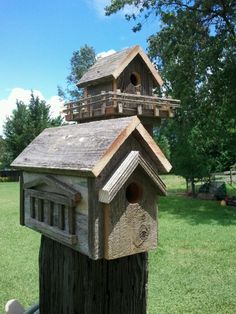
[11,116,138,175]
[19,172,25,225]
[12,117,171,177]
[23,172,90,256]
[39,236,148,314]
[26,218,78,245]
[77,45,162,88]
[103,167,158,260]
[99,151,166,204]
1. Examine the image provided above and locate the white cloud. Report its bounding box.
[88,0,138,17]
[96,49,116,59]
[87,0,110,17]
[0,88,64,136]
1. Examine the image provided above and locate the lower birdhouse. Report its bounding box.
[12,116,171,260]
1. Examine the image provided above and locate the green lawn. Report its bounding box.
[1,178,236,313]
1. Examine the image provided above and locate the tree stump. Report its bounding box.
[39,236,148,314]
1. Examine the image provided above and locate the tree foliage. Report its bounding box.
[2,94,63,166]
[106,0,236,193]
[58,45,96,100]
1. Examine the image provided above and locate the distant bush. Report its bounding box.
[0,176,10,183]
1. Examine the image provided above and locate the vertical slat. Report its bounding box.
[38,199,44,222]
[19,172,25,225]
[137,104,142,115]
[49,201,54,226]
[118,103,123,113]
[58,204,65,230]
[68,206,75,235]
[30,197,36,218]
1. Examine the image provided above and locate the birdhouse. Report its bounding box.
[77,45,163,96]
[11,116,171,260]
[64,46,180,132]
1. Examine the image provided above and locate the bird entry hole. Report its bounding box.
[126,182,143,204]
[130,72,141,86]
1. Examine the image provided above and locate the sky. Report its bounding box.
[0,0,159,135]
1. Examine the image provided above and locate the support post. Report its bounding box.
[39,236,148,314]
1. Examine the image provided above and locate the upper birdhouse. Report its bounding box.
[64,45,180,128]
[77,45,163,96]
[12,116,171,260]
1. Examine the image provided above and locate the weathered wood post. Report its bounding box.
[12,45,179,313]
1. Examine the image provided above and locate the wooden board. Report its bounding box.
[103,167,158,260]
[39,236,148,314]
[23,172,90,256]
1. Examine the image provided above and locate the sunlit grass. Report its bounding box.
[0,182,40,312]
[1,179,236,313]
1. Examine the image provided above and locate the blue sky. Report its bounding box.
[0,0,159,134]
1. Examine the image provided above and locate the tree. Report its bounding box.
[58,45,96,100]
[3,94,63,166]
[105,0,236,193]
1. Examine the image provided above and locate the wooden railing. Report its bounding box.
[63,91,180,122]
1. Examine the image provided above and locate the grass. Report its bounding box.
[0,182,40,312]
[0,178,236,313]
[148,175,236,313]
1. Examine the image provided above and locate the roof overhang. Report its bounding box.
[92,116,172,177]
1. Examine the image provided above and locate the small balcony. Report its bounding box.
[63,91,180,123]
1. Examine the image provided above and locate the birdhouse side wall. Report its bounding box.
[116,55,154,95]
[103,166,158,260]
[92,133,163,259]
[21,172,90,256]
[87,81,113,96]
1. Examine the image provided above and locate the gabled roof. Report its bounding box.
[77,45,163,88]
[11,116,171,176]
[99,151,166,204]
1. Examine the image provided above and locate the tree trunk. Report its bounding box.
[190,178,196,196]
[39,236,148,314]
[186,178,189,193]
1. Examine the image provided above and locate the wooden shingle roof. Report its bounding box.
[77,45,163,87]
[11,116,171,176]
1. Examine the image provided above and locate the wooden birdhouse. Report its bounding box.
[11,116,171,260]
[63,45,180,132]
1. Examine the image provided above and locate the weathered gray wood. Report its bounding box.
[77,45,162,88]
[39,236,148,314]
[30,197,36,218]
[19,172,25,225]
[25,189,72,206]
[12,116,171,176]
[12,116,138,174]
[26,218,78,245]
[24,175,81,202]
[99,151,166,204]
[88,177,103,259]
[103,167,158,260]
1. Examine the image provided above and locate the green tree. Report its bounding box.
[58,44,96,100]
[106,0,236,193]
[3,94,63,166]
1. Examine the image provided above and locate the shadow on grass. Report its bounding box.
[159,194,236,226]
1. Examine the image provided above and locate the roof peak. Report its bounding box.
[77,45,163,87]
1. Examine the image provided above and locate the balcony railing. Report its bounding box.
[63,91,180,122]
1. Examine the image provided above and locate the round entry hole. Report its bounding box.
[130,72,140,86]
[126,182,143,204]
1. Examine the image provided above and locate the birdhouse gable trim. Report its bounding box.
[92,116,172,177]
[113,46,163,86]
[24,174,81,203]
[92,116,141,176]
[135,123,172,173]
[99,151,166,204]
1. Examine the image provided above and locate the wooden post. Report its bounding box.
[39,236,148,314]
